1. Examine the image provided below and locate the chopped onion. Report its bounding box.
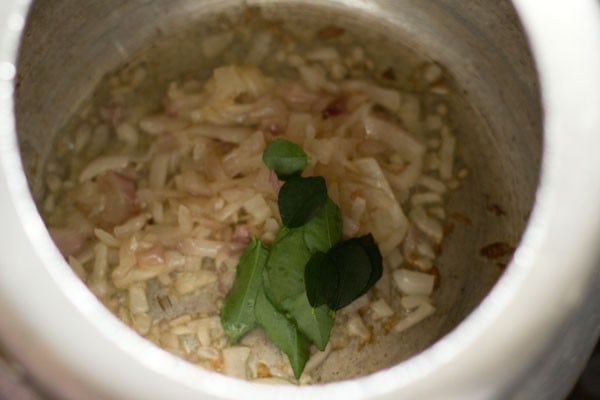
[346,314,370,340]
[180,238,223,258]
[243,194,272,225]
[114,213,151,239]
[364,116,425,161]
[79,155,130,182]
[180,334,200,355]
[417,175,447,194]
[131,312,152,335]
[175,170,214,197]
[416,240,436,259]
[428,206,446,220]
[195,325,212,347]
[89,243,109,296]
[137,245,166,269]
[398,95,422,135]
[91,243,108,282]
[149,153,170,190]
[367,85,401,113]
[411,192,443,207]
[208,65,272,102]
[116,122,139,147]
[369,208,393,240]
[165,250,186,269]
[342,216,360,237]
[68,256,87,280]
[175,270,218,295]
[350,196,367,224]
[384,247,404,269]
[202,32,234,58]
[245,31,273,65]
[353,158,395,197]
[183,124,253,144]
[49,227,90,258]
[412,257,433,271]
[222,131,265,178]
[285,113,313,143]
[223,347,251,379]
[393,268,435,296]
[378,223,409,256]
[386,158,424,192]
[298,64,335,92]
[400,295,430,311]
[139,115,188,135]
[305,138,336,165]
[303,343,332,374]
[197,346,220,360]
[370,299,394,319]
[128,282,149,313]
[94,228,120,247]
[341,81,400,113]
[409,206,443,244]
[342,294,370,314]
[439,126,456,180]
[178,205,193,234]
[114,267,165,288]
[393,302,435,333]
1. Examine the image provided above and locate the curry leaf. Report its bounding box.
[264,228,312,305]
[304,251,338,308]
[278,176,328,228]
[254,289,310,379]
[303,199,342,253]
[262,139,308,180]
[223,142,387,380]
[305,235,384,311]
[357,233,383,295]
[328,239,373,310]
[282,292,334,351]
[220,238,269,343]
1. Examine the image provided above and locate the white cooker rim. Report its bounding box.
[0,1,599,400]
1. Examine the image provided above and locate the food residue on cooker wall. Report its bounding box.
[317,25,345,40]
[480,242,515,259]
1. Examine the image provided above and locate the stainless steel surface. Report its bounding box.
[0,0,599,399]
[14,0,540,383]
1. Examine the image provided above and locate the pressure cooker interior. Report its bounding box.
[14,0,542,383]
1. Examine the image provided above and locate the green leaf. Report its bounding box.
[304,236,383,311]
[265,227,336,351]
[304,252,338,308]
[327,238,374,310]
[278,176,328,228]
[357,234,383,294]
[264,228,312,305]
[220,238,269,343]
[303,199,342,253]
[262,139,308,180]
[272,224,291,245]
[282,292,334,351]
[254,289,310,379]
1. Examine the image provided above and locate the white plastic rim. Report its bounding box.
[1,1,600,399]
